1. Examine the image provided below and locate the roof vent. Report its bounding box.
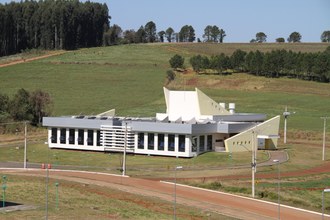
[229,103,235,114]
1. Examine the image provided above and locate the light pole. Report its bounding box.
[0,121,28,169]
[2,175,7,208]
[44,141,49,220]
[174,166,182,220]
[321,117,329,161]
[251,131,256,198]
[283,107,295,144]
[273,159,280,219]
[322,189,330,220]
[122,121,128,176]
[55,182,59,210]
[24,121,27,169]
[250,131,280,198]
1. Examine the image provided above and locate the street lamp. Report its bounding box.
[122,121,128,176]
[283,106,295,144]
[0,121,28,169]
[251,133,280,198]
[322,189,330,220]
[24,121,27,169]
[2,175,7,208]
[55,182,59,210]
[273,159,280,220]
[321,117,329,161]
[174,166,183,220]
[44,141,49,220]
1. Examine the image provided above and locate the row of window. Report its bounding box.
[232,140,251,146]
[51,128,101,146]
[137,133,213,153]
[191,135,212,152]
[137,133,186,152]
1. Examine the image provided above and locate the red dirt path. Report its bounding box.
[0,51,66,68]
[3,169,328,220]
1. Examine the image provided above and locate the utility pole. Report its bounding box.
[122,122,127,176]
[321,117,329,161]
[24,121,27,169]
[251,130,256,198]
[283,106,295,144]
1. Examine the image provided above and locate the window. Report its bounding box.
[148,133,154,150]
[97,131,101,146]
[138,133,144,149]
[78,129,84,145]
[158,133,164,151]
[60,128,66,144]
[207,135,212,151]
[51,128,57,143]
[192,136,197,152]
[179,135,185,152]
[69,129,75,144]
[199,136,205,152]
[87,130,94,146]
[168,134,175,151]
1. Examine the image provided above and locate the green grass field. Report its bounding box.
[1,43,330,217]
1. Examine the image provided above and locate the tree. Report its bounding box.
[203,25,212,42]
[169,54,184,69]
[122,29,135,44]
[0,93,10,122]
[29,89,53,125]
[144,21,156,43]
[135,26,146,43]
[287,32,302,43]
[231,49,247,72]
[321,30,330,42]
[165,27,174,42]
[210,53,231,74]
[166,70,176,84]
[190,55,210,72]
[158,31,165,42]
[9,88,32,121]
[256,32,267,43]
[276,37,285,43]
[210,25,220,42]
[179,25,195,42]
[219,29,226,43]
[103,24,122,46]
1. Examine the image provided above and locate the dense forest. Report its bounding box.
[0,0,110,56]
[184,47,330,83]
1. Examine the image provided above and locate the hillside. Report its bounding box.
[0,43,329,132]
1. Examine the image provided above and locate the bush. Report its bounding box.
[169,54,184,69]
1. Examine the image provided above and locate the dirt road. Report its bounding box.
[0,51,66,68]
[3,169,328,220]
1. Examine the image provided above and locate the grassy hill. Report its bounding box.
[0,43,329,132]
[1,43,330,216]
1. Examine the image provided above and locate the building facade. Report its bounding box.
[43,88,280,157]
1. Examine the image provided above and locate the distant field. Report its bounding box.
[160,42,329,56]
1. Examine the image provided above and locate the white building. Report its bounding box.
[43,88,280,157]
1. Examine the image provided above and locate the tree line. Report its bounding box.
[170,46,330,83]
[105,22,330,45]
[0,88,52,125]
[1,0,329,57]
[104,21,203,45]
[0,0,110,56]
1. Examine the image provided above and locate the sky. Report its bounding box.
[1,0,329,42]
